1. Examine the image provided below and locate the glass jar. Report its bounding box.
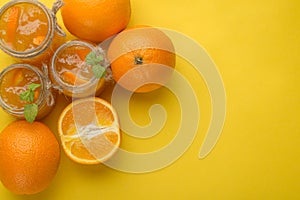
[0,0,66,66]
[0,63,56,119]
[50,40,107,98]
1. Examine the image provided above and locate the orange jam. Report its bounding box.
[0,0,65,65]
[0,64,56,119]
[0,66,41,109]
[50,40,106,98]
[54,43,93,86]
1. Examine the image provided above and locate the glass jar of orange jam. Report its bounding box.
[50,40,107,98]
[0,63,56,119]
[0,0,65,66]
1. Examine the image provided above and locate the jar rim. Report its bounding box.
[50,40,101,94]
[0,63,46,115]
[0,0,54,59]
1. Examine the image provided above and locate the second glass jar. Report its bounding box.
[50,40,107,98]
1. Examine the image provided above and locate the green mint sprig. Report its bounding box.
[85,51,106,79]
[20,83,40,123]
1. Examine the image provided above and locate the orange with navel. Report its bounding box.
[61,0,131,42]
[107,26,176,93]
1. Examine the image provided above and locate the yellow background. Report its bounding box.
[1,0,300,199]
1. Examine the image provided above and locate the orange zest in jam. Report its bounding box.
[61,71,88,85]
[6,6,19,46]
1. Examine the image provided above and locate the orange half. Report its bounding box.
[58,97,120,165]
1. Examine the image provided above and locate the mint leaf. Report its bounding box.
[20,83,41,123]
[28,83,40,91]
[20,90,34,102]
[20,90,31,101]
[85,51,106,78]
[85,51,98,65]
[94,54,104,63]
[92,65,106,79]
[19,83,40,103]
[24,104,38,123]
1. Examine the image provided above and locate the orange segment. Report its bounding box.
[61,71,88,86]
[58,97,120,164]
[6,6,20,47]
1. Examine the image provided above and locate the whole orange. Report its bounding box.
[0,120,60,195]
[107,26,176,93]
[61,0,131,43]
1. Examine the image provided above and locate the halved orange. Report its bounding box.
[58,97,120,165]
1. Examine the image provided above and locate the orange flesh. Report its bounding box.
[61,101,115,133]
[60,99,119,163]
[65,132,118,161]
[54,45,93,86]
[0,3,49,52]
[0,67,41,109]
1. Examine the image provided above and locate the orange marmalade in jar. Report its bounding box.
[50,40,107,98]
[0,63,56,119]
[0,0,65,66]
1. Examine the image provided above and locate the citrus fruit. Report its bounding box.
[0,120,60,195]
[107,26,176,93]
[58,97,120,165]
[61,0,131,42]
